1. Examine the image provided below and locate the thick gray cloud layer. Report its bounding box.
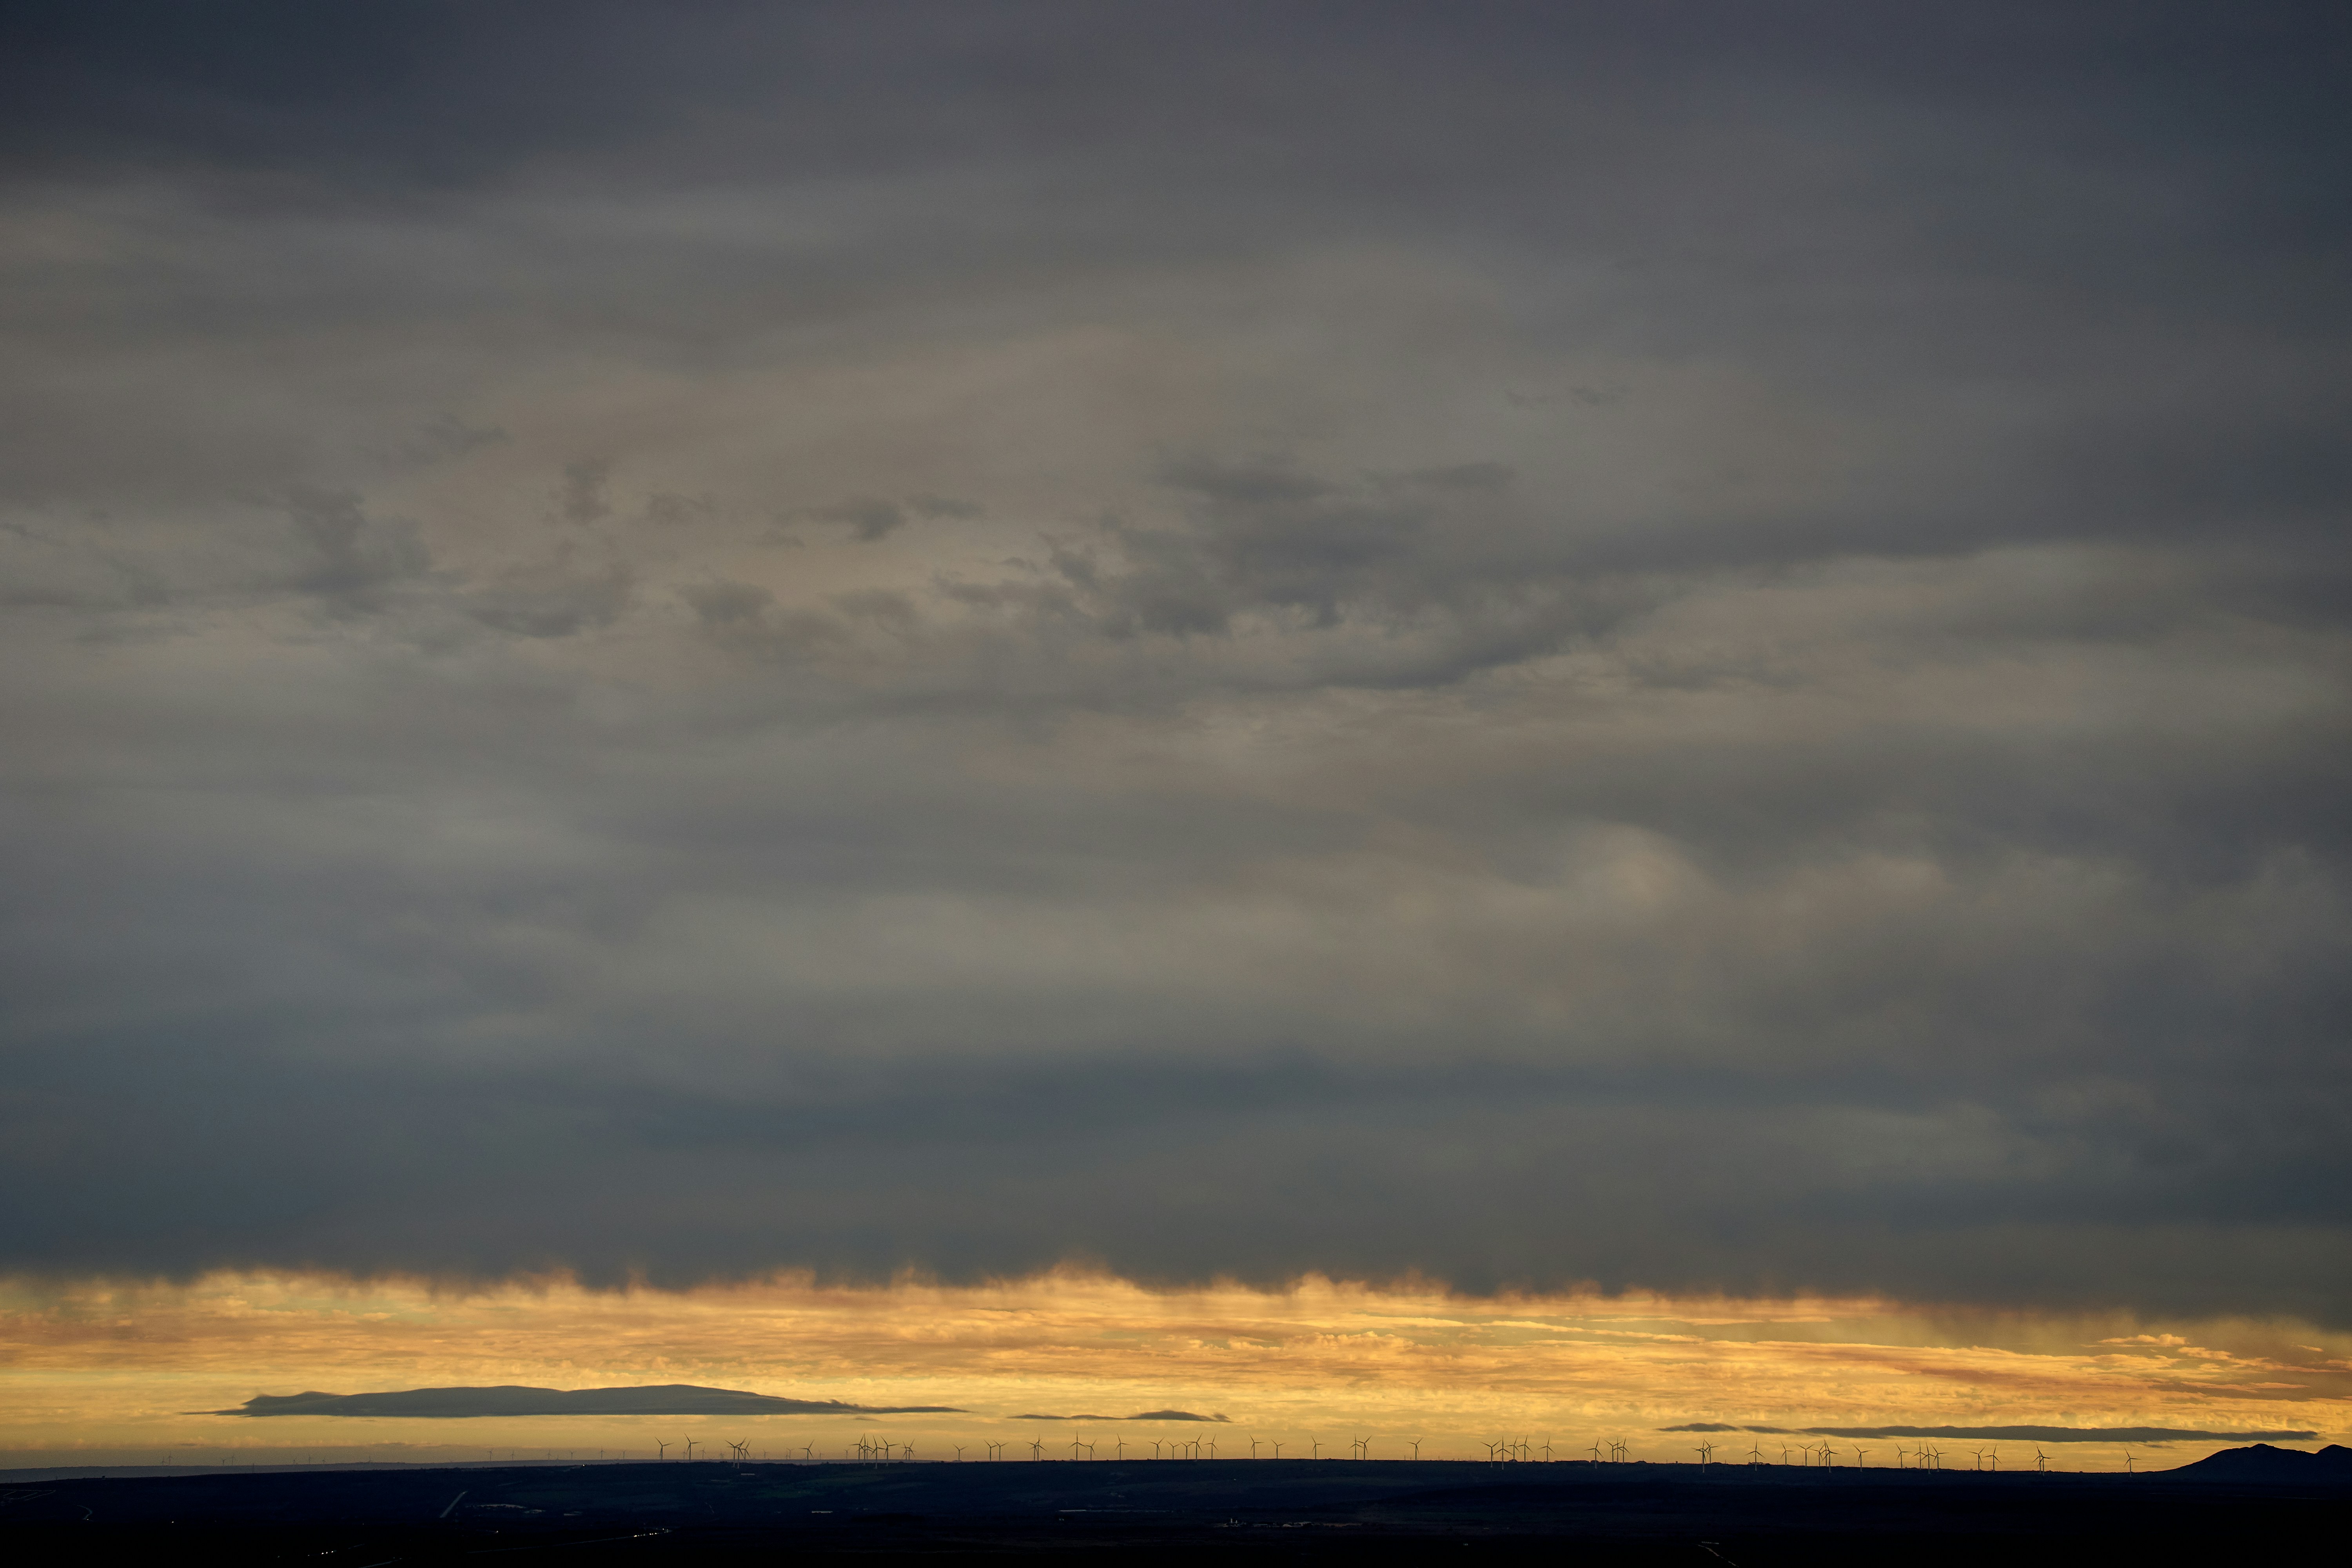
[2,4,2347,1318]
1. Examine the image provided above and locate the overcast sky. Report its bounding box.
[3,2,2347,1323]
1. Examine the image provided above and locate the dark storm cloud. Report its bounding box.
[1,4,2348,1321]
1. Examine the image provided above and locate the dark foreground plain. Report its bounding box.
[3,1454,2344,1565]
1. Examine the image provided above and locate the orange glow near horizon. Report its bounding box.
[4,1270,2345,1470]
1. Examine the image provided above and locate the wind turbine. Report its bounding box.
[1029,1436,1045,1461]
[2121,1446,2135,1474]
[1409,1439,1423,1460]
[1271,1441,1283,1459]
[657,1441,670,1462]
[1114,1437,1125,1461]
[1986,1447,1999,1472]
[1749,1442,1764,1466]
[683,1437,698,1463]
[1204,1438,1217,1459]
[1312,1438,1324,1459]
[1855,1447,1872,1467]
[953,1445,965,1462]
[1590,1441,1605,1463]
[1151,1439,1163,1460]
[1250,1438,1263,1459]
[2034,1446,2048,1473]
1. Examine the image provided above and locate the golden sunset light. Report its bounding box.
[7,1271,2343,1468]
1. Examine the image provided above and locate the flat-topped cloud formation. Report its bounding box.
[1662,1423,2319,1444]
[1011,1410,1230,1423]
[208,1385,964,1419]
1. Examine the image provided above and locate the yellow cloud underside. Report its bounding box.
[3,1270,2345,1467]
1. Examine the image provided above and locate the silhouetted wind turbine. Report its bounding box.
[2034,1446,2048,1473]
[1409,1439,1423,1460]
[2121,1446,2135,1474]
[657,1441,669,1462]
[1029,1436,1044,1461]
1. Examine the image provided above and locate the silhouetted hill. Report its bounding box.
[206,1385,963,1418]
[5,1459,2348,1565]
[2170,1443,2352,1483]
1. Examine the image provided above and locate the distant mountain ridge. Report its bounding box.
[2172,1444,2352,1483]
[207,1385,964,1418]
